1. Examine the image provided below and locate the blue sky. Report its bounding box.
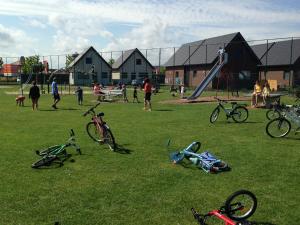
[0,0,300,60]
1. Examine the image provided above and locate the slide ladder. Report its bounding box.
[188,53,228,100]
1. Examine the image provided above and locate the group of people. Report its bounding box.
[251,80,271,107]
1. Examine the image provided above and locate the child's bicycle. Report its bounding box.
[210,97,248,123]
[169,141,230,173]
[83,102,116,151]
[31,129,81,168]
[191,190,257,225]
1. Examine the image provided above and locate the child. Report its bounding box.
[75,86,83,105]
[122,84,128,103]
[133,86,139,103]
[29,81,40,110]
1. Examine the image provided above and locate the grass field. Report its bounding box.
[0,85,299,225]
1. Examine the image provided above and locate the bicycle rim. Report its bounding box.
[232,106,248,123]
[103,128,116,151]
[266,109,280,120]
[210,107,220,123]
[266,118,291,138]
[86,122,102,142]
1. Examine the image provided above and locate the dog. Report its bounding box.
[16,95,25,106]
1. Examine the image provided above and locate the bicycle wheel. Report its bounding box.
[31,156,57,168]
[210,107,220,123]
[210,161,230,172]
[266,118,291,138]
[103,127,116,151]
[232,106,248,123]
[266,109,280,120]
[224,190,257,221]
[86,122,102,143]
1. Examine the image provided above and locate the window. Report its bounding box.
[283,71,290,80]
[121,72,128,79]
[238,71,251,80]
[136,59,142,65]
[102,72,108,79]
[193,70,197,78]
[139,72,148,78]
[175,71,179,78]
[77,72,89,79]
[131,72,136,80]
[86,57,92,64]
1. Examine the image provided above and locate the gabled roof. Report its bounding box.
[164,32,240,67]
[112,48,154,70]
[68,46,111,69]
[251,39,300,66]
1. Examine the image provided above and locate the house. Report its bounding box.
[112,48,154,84]
[164,32,260,89]
[251,39,300,89]
[0,61,21,76]
[69,46,112,86]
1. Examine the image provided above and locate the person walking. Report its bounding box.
[122,84,128,102]
[133,86,139,103]
[75,86,83,105]
[51,77,60,109]
[29,81,40,110]
[143,78,152,111]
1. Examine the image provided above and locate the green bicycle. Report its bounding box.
[31,129,81,168]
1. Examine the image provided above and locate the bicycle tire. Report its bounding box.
[266,118,291,138]
[210,161,230,172]
[86,122,102,143]
[266,109,280,120]
[232,106,248,123]
[38,145,61,156]
[210,107,220,123]
[103,126,116,151]
[224,190,257,221]
[31,156,57,168]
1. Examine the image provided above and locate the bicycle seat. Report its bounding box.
[97,112,104,117]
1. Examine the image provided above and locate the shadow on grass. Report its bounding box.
[39,108,80,111]
[216,121,263,124]
[247,221,276,225]
[115,144,133,154]
[154,109,174,112]
[285,136,300,140]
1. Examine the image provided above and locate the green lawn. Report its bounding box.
[0,85,299,225]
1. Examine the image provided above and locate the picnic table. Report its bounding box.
[244,92,287,108]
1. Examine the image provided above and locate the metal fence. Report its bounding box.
[0,36,299,92]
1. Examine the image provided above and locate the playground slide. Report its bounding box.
[188,53,228,100]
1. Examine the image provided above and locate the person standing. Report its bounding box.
[133,86,139,103]
[122,84,128,102]
[29,81,40,110]
[143,78,152,111]
[75,86,83,105]
[180,84,185,99]
[51,77,60,109]
[217,47,225,64]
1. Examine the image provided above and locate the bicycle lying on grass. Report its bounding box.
[210,97,248,123]
[191,190,257,225]
[83,102,116,151]
[31,129,81,168]
[169,141,230,173]
[266,104,300,138]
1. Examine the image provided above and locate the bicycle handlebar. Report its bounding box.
[214,97,228,103]
[83,102,101,116]
[191,208,206,225]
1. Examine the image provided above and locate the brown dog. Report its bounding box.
[16,95,25,106]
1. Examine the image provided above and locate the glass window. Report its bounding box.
[86,57,92,64]
[77,72,89,79]
[102,72,108,78]
[283,71,290,80]
[136,59,142,65]
[121,72,128,79]
[193,70,197,78]
[175,71,179,78]
[131,72,136,80]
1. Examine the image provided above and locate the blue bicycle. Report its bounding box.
[169,142,230,173]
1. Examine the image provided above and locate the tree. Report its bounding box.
[108,58,115,66]
[0,57,3,69]
[66,52,79,68]
[22,55,43,75]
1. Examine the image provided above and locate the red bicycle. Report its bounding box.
[83,103,116,151]
[191,190,257,225]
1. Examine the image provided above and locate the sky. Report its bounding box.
[0,0,300,61]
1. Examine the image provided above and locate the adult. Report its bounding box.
[180,84,185,99]
[217,47,225,64]
[51,77,60,109]
[122,84,128,102]
[29,81,40,110]
[143,78,152,111]
[251,80,262,107]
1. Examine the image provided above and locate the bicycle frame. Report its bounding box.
[192,208,238,225]
[84,103,106,136]
[215,98,239,117]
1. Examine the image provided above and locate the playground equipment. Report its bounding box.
[191,190,257,225]
[188,53,228,100]
[169,141,230,173]
[31,129,81,168]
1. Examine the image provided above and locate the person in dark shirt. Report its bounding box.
[75,86,83,105]
[133,86,139,103]
[29,81,40,110]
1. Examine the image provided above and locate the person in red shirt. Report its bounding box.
[143,78,152,111]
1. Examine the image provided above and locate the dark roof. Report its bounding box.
[251,39,300,66]
[68,46,111,69]
[112,48,154,70]
[164,32,240,67]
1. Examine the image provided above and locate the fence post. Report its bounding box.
[289,37,294,94]
[173,47,175,85]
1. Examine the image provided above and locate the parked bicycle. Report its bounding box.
[210,97,248,123]
[191,190,257,225]
[266,105,300,138]
[31,129,81,168]
[266,99,299,120]
[83,102,116,151]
